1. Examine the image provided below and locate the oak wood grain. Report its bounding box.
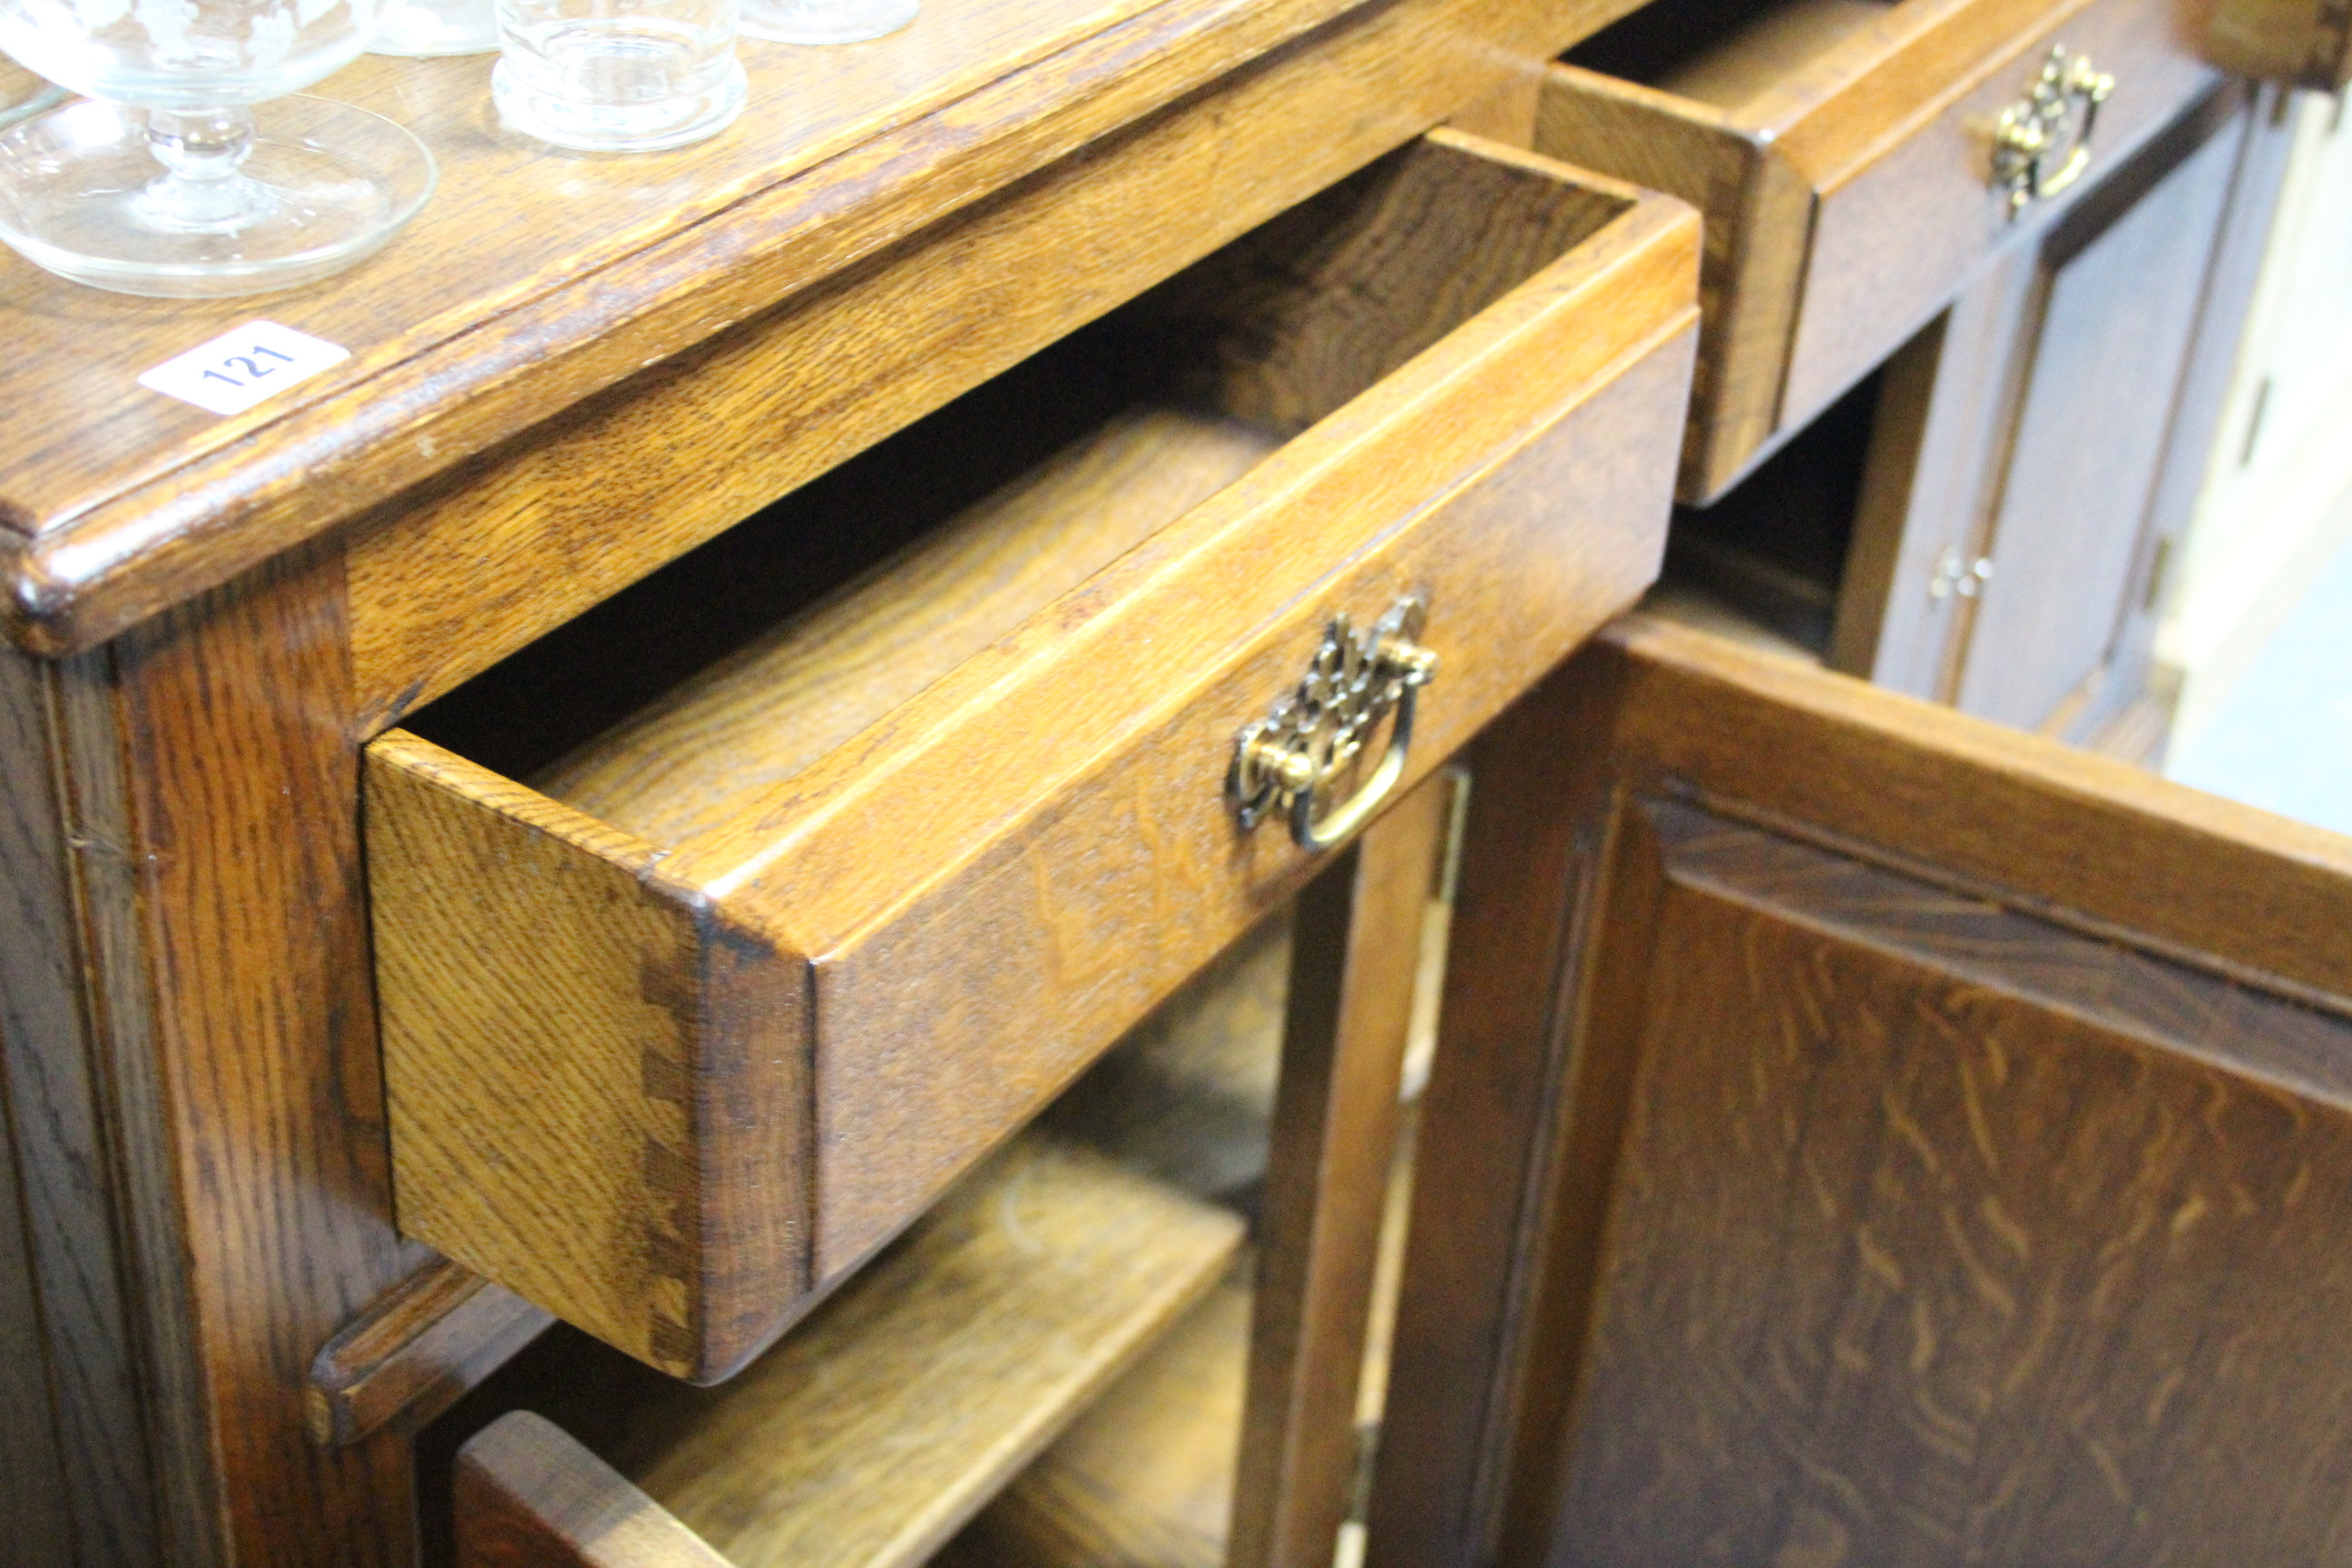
[1382,613,2352,1567]
[1550,800,2352,1563]
[368,140,1697,1377]
[2,0,1648,661]
[309,1257,554,1448]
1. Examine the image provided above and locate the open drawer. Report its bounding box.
[367,130,1700,1381]
[1537,0,2218,502]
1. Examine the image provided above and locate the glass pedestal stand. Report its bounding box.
[0,97,434,297]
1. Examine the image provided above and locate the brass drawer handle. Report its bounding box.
[1230,596,1437,851]
[1994,44,2115,220]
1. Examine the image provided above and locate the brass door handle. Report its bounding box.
[1229,596,1437,851]
[1994,44,2114,219]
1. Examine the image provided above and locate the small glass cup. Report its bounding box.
[494,0,744,152]
[371,0,501,57]
[739,0,912,46]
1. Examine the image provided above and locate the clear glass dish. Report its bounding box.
[0,0,436,295]
[0,95,435,296]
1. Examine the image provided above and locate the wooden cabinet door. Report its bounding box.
[1948,98,2242,740]
[1831,85,2295,756]
[1371,616,2352,1568]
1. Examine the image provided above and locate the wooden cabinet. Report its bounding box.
[1377,617,2352,1566]
[0,0,2336,1563]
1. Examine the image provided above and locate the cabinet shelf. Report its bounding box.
[456,1132,1243,1568]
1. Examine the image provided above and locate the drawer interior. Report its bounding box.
[406,135,1632,843]
[1641,359,1885,660]
[1561,0,1896,116]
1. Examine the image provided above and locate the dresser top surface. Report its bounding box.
[0,0,1356,655]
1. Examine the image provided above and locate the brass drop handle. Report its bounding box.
[1229,596,1438,852]
[1993,44,2114,219]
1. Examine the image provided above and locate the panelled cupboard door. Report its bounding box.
[1948,91,2243,740]
[1374,614,2352,1568]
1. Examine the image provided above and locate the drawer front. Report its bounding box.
[1536,0,2216,502]
[370,140,1700,1382]
[1780,0,2218,427]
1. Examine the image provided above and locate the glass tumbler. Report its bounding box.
[739,0,912,46]
[371,0,500,58]
[494,0,744,152]
[0,0,436,294]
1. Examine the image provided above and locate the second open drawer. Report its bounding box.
[366,130,1699,1383]
[1538,0,2218,502]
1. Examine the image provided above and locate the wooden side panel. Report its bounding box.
[1782,0,2218,430]
[101,544,422,1567]
[1232,778,1449,1568]
[1548,800,2352,1563]
[0,649,81,1565]
[2205,0,2352,88]
[370,731,809,1379]
[457,1413,729,1568]
[1531,68,1809,503]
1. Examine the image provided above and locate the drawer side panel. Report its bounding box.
[370,734,812,1377]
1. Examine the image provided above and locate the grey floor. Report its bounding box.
[2167,531,2352,836]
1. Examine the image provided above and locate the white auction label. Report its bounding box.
[138,320,350,416]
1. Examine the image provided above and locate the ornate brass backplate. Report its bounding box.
[1229,595,1438,851]
[1993,44,2116,220]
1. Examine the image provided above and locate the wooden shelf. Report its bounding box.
[494,1132,1243,1568]
[937,1263,1254,1568]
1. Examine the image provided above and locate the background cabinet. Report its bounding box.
[1661,83,2298,762]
